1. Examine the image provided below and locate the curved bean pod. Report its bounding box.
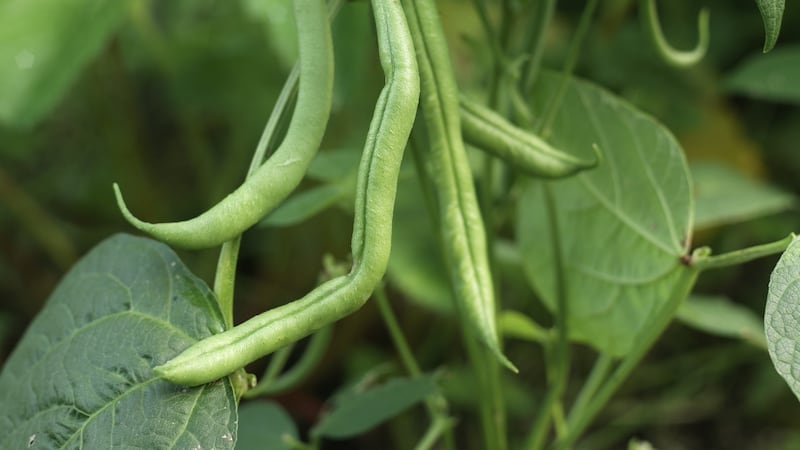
[400,0,516,372]
[154,0,420,386]
[640,0,709,67]
[113,0,334,249]
[459,96,598,178]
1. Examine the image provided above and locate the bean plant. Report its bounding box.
[0,0,799,449]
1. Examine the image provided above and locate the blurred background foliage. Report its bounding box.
[1,0,800,448]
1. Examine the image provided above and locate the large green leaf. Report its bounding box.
[755,0,785,52]
[518,72,693,356]
[0,0,128,127]
[766,235,800,401]
[726,45,800,105]
[692,161,795,230]
[0,234,237,448]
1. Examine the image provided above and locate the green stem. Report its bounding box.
[537,0,598,136]
[520,0,557,96]
[524,184,570,450]
[554,267,699,450]
[376,285,423,376]
[692,233,795,271]
[244,326,333,398]
[566,353,613,424]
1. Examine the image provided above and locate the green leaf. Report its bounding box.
[677,295,767,348]
[0,234,237,449]
[518,72,693,356]
[692,161,795,230]
[0,0,127,127]
[260,184,345,228]
[726,45,800,105]
[755,0,785,52]
[766,235,800,401]
[312,375,437,439]
[237,401,298,450]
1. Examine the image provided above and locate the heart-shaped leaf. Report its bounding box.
[0,234,237,449]
[518,72,694,356]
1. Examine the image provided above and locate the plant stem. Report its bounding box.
[524,184,570,450]
[566,353,613,424]
[554,267,699,449]
[244,326,333,398]
[537,0,598,135]
[692,233,795,271]
[520,0,557,96]
[376,284,456,450]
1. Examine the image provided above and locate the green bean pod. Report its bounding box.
[154,0,420,386]
[113,0,334,249]
[400,0,516,372]
[459,96,598,178]
[640,0,709,67]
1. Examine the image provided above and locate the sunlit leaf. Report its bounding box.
[518,71,693,356]
[260,184,345,228]
[0,234,237,449]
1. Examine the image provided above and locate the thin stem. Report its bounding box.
[693,233,795,271]
[415,415,456,450]
[566,353,613,424]
[537,0,598,136]
[524,184,570,450]
[520,0,557,96]
[213,238,241,329]
[554,267,699,450]
[244,326,333,398]
[376,285,423,377]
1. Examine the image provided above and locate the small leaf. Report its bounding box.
[261,184,345,228]
[0,234,237,449]
[0,0,127,127]
[237,401,298,450]
[755,0,785,52]
[692,161,795,230]
[766,235,800,401]
[677,295,767,348]
[726,45,800,105]
[312,376,437,439]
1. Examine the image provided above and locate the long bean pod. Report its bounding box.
[113,0,334,249]
[459,96,598,178]
[154,0,420,386]
[400,0,516,372]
